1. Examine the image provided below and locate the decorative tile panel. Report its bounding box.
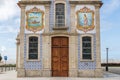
[78,34,96,70]
[25,5,45,34]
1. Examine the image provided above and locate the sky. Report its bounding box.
[0,0,120,64]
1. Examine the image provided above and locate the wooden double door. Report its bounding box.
[52,37,69,77]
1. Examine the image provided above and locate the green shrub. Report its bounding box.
[0,64,16,67]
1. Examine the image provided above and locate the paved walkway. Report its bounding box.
[0,70,120,80]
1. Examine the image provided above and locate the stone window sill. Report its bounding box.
[53,27,68,30]
[26,59,40,62]
[80,59,94,62]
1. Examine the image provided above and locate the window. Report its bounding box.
[82,36,92,60]
[55,3,65,27]
[29,37,38,59]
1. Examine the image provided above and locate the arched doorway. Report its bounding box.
[51,36,69,77]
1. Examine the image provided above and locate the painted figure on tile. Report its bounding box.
[78,13,92,27]
[84,14,88,26]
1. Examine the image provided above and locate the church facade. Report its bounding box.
[16,0,103,77]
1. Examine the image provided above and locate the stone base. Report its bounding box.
[17,69,103,77]
[17,69,51,77]
[17,68,25,77]
[69,69,78,77]
[42,69,51,77]
[25,70,42,77]
[78,68,103,77]
[94,68,103,77]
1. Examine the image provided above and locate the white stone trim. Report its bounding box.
[26,34,40,61]
[80,34,94,61]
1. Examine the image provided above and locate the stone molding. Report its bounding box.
[69,1,103,8]
[18,1,51,8]
[42,32,79,36]
[19,1,51,4]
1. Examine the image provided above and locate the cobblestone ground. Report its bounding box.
[0,70,120,80]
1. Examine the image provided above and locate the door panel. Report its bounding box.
[52,38,61,47]
[52,37,69,77]
[61,48,68,57]
[52,48,60,75]
[61,38,68,47]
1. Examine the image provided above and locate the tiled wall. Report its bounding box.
[49,0,54,32]
[66,0,71,32]
[23,0,96,70]
[78,34,96,70]
[24,34,43,70]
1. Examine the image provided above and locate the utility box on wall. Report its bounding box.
[16,0,103,77]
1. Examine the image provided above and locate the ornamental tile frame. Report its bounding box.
[76,7,95,33]
[26,7,44,33]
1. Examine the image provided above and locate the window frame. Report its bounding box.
[55,3,65,27]
[29,36,38,60]
[54,1,66,27]
[26,34,40,61]
[80,34,94,61]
